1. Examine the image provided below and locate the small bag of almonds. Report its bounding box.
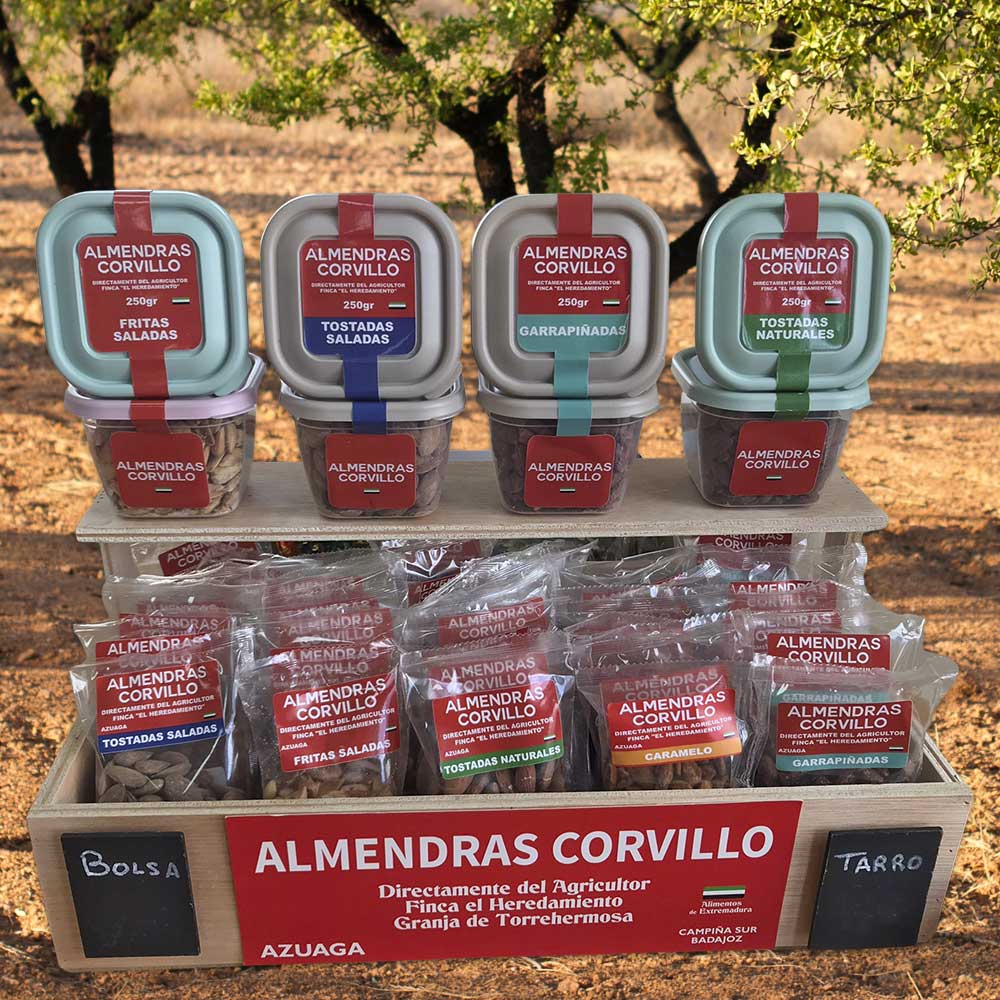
[70,629,254,803]
[401,633,583,795]
[574,619,759,791]
[237,637,405,800]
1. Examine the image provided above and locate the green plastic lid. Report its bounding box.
[696,192,890,392]
[37,190,250,398]
[672,347,870,413]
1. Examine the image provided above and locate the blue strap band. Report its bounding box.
[351,400,387,435]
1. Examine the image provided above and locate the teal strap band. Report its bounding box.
[553,354,589,397]
[556,398,593,436]
[776,353,811,392]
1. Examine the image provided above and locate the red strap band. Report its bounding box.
[783,192,819,237]
[339,193,375,240]
[129,399,169,435]
[557,193,593,235]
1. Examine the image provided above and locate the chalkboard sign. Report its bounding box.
[61,832,200,958]
[810,827,942,950]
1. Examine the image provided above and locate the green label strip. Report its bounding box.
[439,740,564,779]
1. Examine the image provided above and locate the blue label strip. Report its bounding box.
[351,400,388,435]
[98,719,224,756]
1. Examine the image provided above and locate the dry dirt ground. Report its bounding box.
[0,110,998,1000]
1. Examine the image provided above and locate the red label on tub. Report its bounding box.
[325,434,416,510]
[728,421,828,496]
[517,236,631,315]
[272,670,399,773]
[110,431,210,509]
[225,801,801,963]
[523,435,615,508]
[300,237,416,357]
[77,234,203,354]
[766,632,892,670]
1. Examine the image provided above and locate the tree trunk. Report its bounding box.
[85,91,115,189]
[652,83,719,205]
[470,134,518,205]
[36,121,92,196]
[517,68,555,192]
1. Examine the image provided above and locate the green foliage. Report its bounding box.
[644,0,1000,283]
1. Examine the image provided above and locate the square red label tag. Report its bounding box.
[523,435,615,508]
[109,431,210,509]
[325,434,416,510]
[729,421,828,496]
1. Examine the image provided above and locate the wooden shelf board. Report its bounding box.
[75,456,888,544]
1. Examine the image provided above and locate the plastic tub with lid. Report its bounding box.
[672,347,870,508]
[472,193,669,398]
[38,190,250,398]
[262,193,462,401]
[280,381,465,519]
[479,379,658,514]
[696,192,890,392]
[64,355,263,518]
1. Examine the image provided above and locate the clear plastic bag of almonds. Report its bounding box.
[401,633,583,795]
[379,539,493,605]
[102,566,267,621]
[573,620,759,791]
[237,635,405,800]
[129,540,266,578]
[733,602,925,672]
[686,542,869,592]
[401,542,590,650]
[69,629,254,803]
[260,548,404,617]
[749,652,958,788]
[557,545,700,591]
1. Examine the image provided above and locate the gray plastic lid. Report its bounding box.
[261,193,462,400]
[65,354,264,421]
[672,347,870,412]
[280,378,465,423]
[38,190,250,398]
[471,194,669,398]
[477,378,659,421]
[696,192,890,391]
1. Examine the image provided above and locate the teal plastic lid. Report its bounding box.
[37,190,250,398]
[695,193,890,392]
[672,347,870,413]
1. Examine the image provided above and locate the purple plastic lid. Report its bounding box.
[64,354,263,421]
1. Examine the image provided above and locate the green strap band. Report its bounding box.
[776,353,811,392]
[556,398,593,436]
[552,354,590,398]
[775,391,810,418]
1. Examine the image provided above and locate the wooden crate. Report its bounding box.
[28,722,971,971]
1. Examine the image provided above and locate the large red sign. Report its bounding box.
[226,801,801,964]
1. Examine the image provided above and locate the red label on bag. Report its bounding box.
[225,801,801,963]
[523,435,615,508]
[94,659,223,755]
[603,667,741,766]
[266,576,367,611]
[437,598,548,646]
[272,670,399,772]
[77,234,204,355]
[325,434,416,510]
[272,643,392,675]
[775,701,911,760]
[119,610,232,638]
[110,431,210,509]
[157,541,256,576]
[729,421,828,497]
[730,580,838,612]
[273,604,393,645]
[432,675,563,779]
[95,632,217,662]
[766,632,891,669]
[746,611,843,650]
[697,533,793,551]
